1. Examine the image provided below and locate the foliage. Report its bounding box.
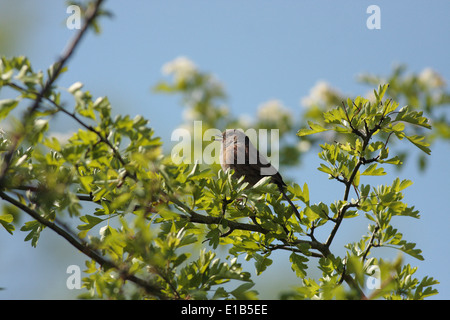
[155,57,449,172]
[299,66,450,171]
[0,1,441,300]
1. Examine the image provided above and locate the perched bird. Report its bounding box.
[219,129,300,220]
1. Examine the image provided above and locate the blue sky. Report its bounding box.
[0,0,449,299]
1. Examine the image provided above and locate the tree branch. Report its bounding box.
[0,0,105,186]
[0,1,168,297]
[27,0,105,115]
[6,81,128,170]
[263,244,323,258]
[0,190,166,299]
[325,122,380,248]
[362,225,380,262]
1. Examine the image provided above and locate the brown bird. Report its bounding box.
[219,129,300,220]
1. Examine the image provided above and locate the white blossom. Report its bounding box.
[218,105,230,118]
[257,99,291,122]
[182,108,202,121]
[297,140,311,152]
[301,81,341,108]
[162,56,197,82]
[418,68,445,88]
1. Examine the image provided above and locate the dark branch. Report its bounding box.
[362,225,380,262]
[0,0,167,298]
[0,190,165,299]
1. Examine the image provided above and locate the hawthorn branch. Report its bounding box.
[9,185,268,235]
[10,184,328,259]
[0,0,371,301]
[362,225,380,262]
[320,108,392,297]
[263,244,323,258]
[168,193,333,258]
[0,0,167,297]
[0,190,166,299]
[326,119,383,248]
[29,0,105,115]
[0,0,105,186]
[6,82,128,170]
[172,196,268,234]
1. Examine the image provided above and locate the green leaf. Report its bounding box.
[79,175,94,193]
[43,137,62,152]
[158,207,182,220]
[47,62,68,81]
[172,252,191,268]
[399,179,413,191]
[353,169,360,187]
[297,121,330,136]
[212,287,229,300]
[397,241,424,261]
[343,210,358,219]
[361,163,386,176]
[367,141,385,153]
[289,252,308,278]
[382,226,424,260]
[77,215,104,232]
[301,183,310,205]
[289,183,309,205]
[0,214,13,223]
[393,107,431,129]
[405,135,431,155]
[230,282,256,300]
[205,228,221,249]
[378,156,402,165]
[414,276,439,299]
[253,253,272,275]
[304,206,321,221]
[20,220,43,247]
[0,214,15,234]
[317,163,334,176]
[375,84,389,102]
[187,162,212,180]
[390,122,405,133]
[0,99,19,119]
[323,107,349,126]
[153,81,176,93]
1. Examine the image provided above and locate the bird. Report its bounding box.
[219,129,300,220]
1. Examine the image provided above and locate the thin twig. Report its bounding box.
[325,115,383,248]
[362,225,380,262]
[27,0,105,116]
[263,244,323,258]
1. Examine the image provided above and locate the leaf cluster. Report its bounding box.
[0,24,441,300]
